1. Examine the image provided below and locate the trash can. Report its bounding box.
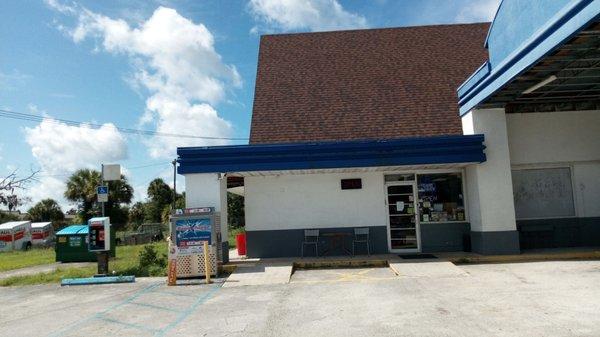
[236,233,246,256]
[55,225,116,262]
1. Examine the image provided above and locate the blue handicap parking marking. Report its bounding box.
[47,282,222,337]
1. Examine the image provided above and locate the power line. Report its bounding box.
[0,109,249,141]
[36,162,172,178]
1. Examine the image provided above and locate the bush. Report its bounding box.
[137,245,167,276]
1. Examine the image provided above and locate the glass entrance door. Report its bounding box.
[385,183,420,252]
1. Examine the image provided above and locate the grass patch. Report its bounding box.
[0,247,55,272]
[228,227,244,248]
[0,267,95,286]
[0,241,168,287]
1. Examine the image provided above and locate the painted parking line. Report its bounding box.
[47,282,222,337]
[47,282,163,337]
[97,315,160,334]
[155,284,221,336]
[292,268,400,284]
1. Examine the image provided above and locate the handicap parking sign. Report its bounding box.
[97,186,108,202]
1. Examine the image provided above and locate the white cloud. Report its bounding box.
[456,0,500,23]
[25,119,127,174]
[47,2,241,158]
[45,0,77,14]
[248,0,368,33]
[25,176,70,211]
[145,94,232,158]
[23,118,128,208]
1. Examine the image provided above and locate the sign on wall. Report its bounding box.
[175,218,212,255]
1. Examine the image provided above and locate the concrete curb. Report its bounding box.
[293,259,389,269]
[447,250,600,264]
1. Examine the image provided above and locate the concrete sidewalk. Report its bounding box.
[223,262,293,288]
[438,246,600,264]
[228,247,600,267]
[222,247,600,287]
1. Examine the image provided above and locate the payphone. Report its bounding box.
[88,217,110,252]
[88,217,111,275]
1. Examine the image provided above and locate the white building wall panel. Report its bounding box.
[245,172,387,231]
[506,110,600,165]
[184,173,228,240]
[506,110,600,218]
[462,108,517,232]
[573,163,600,218]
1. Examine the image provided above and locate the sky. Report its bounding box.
[0,0,500,211]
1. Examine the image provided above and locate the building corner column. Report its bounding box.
[184,173,229,261]
[462,108,520,255]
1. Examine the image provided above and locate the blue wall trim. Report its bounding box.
[177,135,486,174]
[458,0,599,115]
[484,0,576,67]
[457,61,491,98]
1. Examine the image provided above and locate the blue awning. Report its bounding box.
[177,134,486,174]
[458,0,600,114]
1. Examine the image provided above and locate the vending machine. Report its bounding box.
[169,208,222,278]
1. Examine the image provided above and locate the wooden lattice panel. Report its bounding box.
[176,247,218,277]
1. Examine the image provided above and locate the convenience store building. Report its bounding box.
[179,0,600,257]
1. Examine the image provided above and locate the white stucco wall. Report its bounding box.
[184,173,228,240]
[574,163,600,217]
[245,172,387,231]
[506,110,600,218]
[506,110,600,165]
[462,108,518,232]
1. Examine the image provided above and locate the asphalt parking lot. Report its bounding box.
[1,260,600,337]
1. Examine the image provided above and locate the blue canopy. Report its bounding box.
[178,134,486,174]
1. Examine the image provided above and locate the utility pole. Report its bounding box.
[101,164,105,217]
[172,159,177,211]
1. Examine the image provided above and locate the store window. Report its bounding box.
[417,173,465,222]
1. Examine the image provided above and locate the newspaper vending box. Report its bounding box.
[169,208,222,278]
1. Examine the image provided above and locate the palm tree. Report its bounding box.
[64,169,134,226]
[147,178,173,222]
[27,198,65,222]
[147,178,173,206]
[129,202,146,227]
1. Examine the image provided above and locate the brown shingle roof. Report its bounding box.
[249,23,490,144]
